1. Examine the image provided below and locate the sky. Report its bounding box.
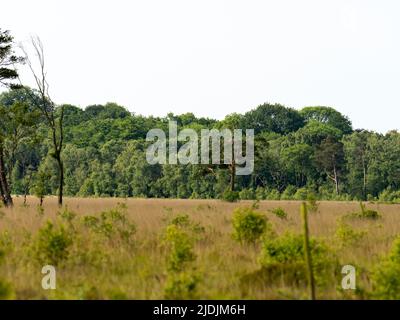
[2,0,400,133]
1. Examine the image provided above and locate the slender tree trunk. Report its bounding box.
[230,160,236,192]
[0,178,5,206]
[0,145,13,207]
[333,165,339,195]
[55,153,64,206]
[363,159,367,201]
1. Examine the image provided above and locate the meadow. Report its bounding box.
[1,197,400,300]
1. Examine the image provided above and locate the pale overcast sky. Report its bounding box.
[2,0,400,133]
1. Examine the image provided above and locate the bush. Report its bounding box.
[170,214,205,235]
[255,187,267,200]
[33,221,73,266]
[164,271,200,299]
[346,203,380,220]
[378,188,400,203]
[306,193,319,213]
[260,232,337,286]
[82,204,136,245]
[164,224,196,272]
[372,238,400,299]
[0,249,13,299]
[281,185,296,200]
[269,207,288,219]
[221,189,240,202]
[239,188,256,200]
[293,188,308,201]
[232,207,269,244]
[57,206,77,224]
[266,189,281,200]
[335,221,366,247]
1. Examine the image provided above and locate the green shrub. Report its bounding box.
[378,188,400,203]
[164,224,196,272]
[239,188,256,200]
[57,206,77,224]
[170,214,205,235]
[372,238,400,299]
[0,280,13,300]
[346,202,380,220]
[266,189,281,200]
[164,271,200,299]
[293,188,308,201]
[335,221,366,247]
[281,185,296,200]
[33,221,73,266]
[260,232,337,286]
[82,204,136,245]
[221,189,240,202]
[269,207,288,219]
[255,187,267,200]
[306,193,319,213]
[232,207,269,244]
[0,249,12,299]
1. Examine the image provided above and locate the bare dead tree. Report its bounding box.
[19,37,65,206]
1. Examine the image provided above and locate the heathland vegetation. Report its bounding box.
[1,198,400,299]
[3,29,400,301]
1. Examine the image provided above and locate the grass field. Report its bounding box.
[1,197,399,300]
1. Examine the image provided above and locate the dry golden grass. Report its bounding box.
[0,196,399,300]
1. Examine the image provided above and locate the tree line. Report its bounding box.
[1,29,399,206]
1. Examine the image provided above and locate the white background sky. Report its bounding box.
[2,0,400,133]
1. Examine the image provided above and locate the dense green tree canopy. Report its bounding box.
[243,103,304,134]
[300,106,353,135]
[1,86,400,202]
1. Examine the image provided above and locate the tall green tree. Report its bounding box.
[343,130,371,200]
[0,29,24,88]
[243,103,304,135]
[315,137,345,195]
[300,106,352,135]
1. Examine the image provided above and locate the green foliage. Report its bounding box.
[232,207,269,244]
[372,238,400,299]
[169,214,205,236]
[164,224,196,272]
[300,106,352,135]
[335,221,366,247]
[33,221,73,266]
[0,280,13,300]
[164,271,200,299]
[266,189,281,200]
[293,187,308,200]
[346,203,381,220]
[82,204,136,245]
[221,189,240,202]
[260,232,337,286]
[306,193,319,213]
[239,188,256,200]
[281,185,296,200]
[378,188,400,203]
[269,207,288,219]
[57,206,77,224]
[243,103,304,135]
[0,248,13,299]
[0,29,24,87]
[1,83,400,204]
